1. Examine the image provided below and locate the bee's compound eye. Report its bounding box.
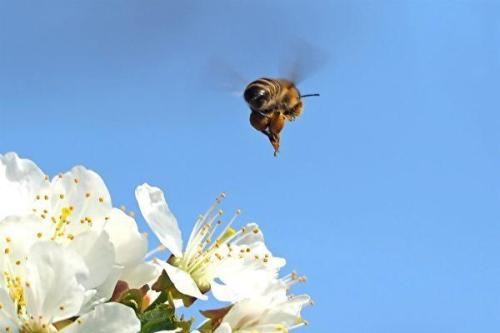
[244,87,267,107]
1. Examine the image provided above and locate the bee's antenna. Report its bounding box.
[300,93,320,98]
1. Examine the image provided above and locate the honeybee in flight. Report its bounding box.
[205,40,324,156]
[243,78,319,156]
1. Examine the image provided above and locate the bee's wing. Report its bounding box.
[201,57,246,97]
[279,38,328,84]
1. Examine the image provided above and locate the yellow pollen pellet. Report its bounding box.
[36,195,40,200]
[4,248,9,254]
[25,282,30,287]
[44,175,49,181]
[59,306,64,310]
[67,234,74,240]
[98,197,104,203]
[5,237,11,243]
[15,260,21,266]
[59,194,64,199]
[85,192,91,198]
[44,195,49,200]
[74,178,79,184]
[36,233,42,238]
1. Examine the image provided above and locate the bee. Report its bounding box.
[244,78,319,156]
[204,40,325,156]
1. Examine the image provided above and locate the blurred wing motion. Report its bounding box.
[278,38,328,84]
[202,57,247,96]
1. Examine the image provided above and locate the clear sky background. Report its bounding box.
[1,1,500,332]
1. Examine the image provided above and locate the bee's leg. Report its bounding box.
[250,111,272,137]
[269,113,286,156]
[284,101,303,121]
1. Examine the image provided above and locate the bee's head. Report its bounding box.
[244,85,269,110]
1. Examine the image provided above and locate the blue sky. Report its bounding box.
[1,1,500,332]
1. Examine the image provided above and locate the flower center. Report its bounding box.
[20,319,58,333]
[51,206,74,240]
[4,271,26,314]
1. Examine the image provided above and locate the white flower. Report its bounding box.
[135,183,285,303]
[0,221,140,333]
[0,152,159,293]
[212,274,312,333]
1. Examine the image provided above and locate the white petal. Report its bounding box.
[135,184,183,257]
[25,242,89,321]
[61,303,140,333]
[155,260,207,300]
[79,266,122,314]
[49,166,111,235]
[0,288,20,329]
[120,261,161,289]
[210,280,239,303]
[0,152,47,220]
[213,323,232,333]
[0,216,44,272]
[68,230,115,289]
[104,208,147,267]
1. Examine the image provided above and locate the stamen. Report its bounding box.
[145,245,166,259]
[185,193,226,251]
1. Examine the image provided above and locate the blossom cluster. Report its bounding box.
[0,153,311,333]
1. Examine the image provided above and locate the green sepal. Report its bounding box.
[119,288,146,314]
[139,303,193,333]
[197,305,233,332]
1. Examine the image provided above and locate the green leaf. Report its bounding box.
[139,303,193,333]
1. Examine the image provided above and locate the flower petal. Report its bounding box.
[0,152,47,220]
[104,208,147,267]
[79,266,122,314]
[135,184,183,257]
[213,323,232,333]
[0,216,44,268]
[68,230,115,289]
[0,288,20,330]
[48,166,111,236]
[155,260,207,300]
[120,261,161,289]
[61,303,140,333]
[25,242,89,321]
